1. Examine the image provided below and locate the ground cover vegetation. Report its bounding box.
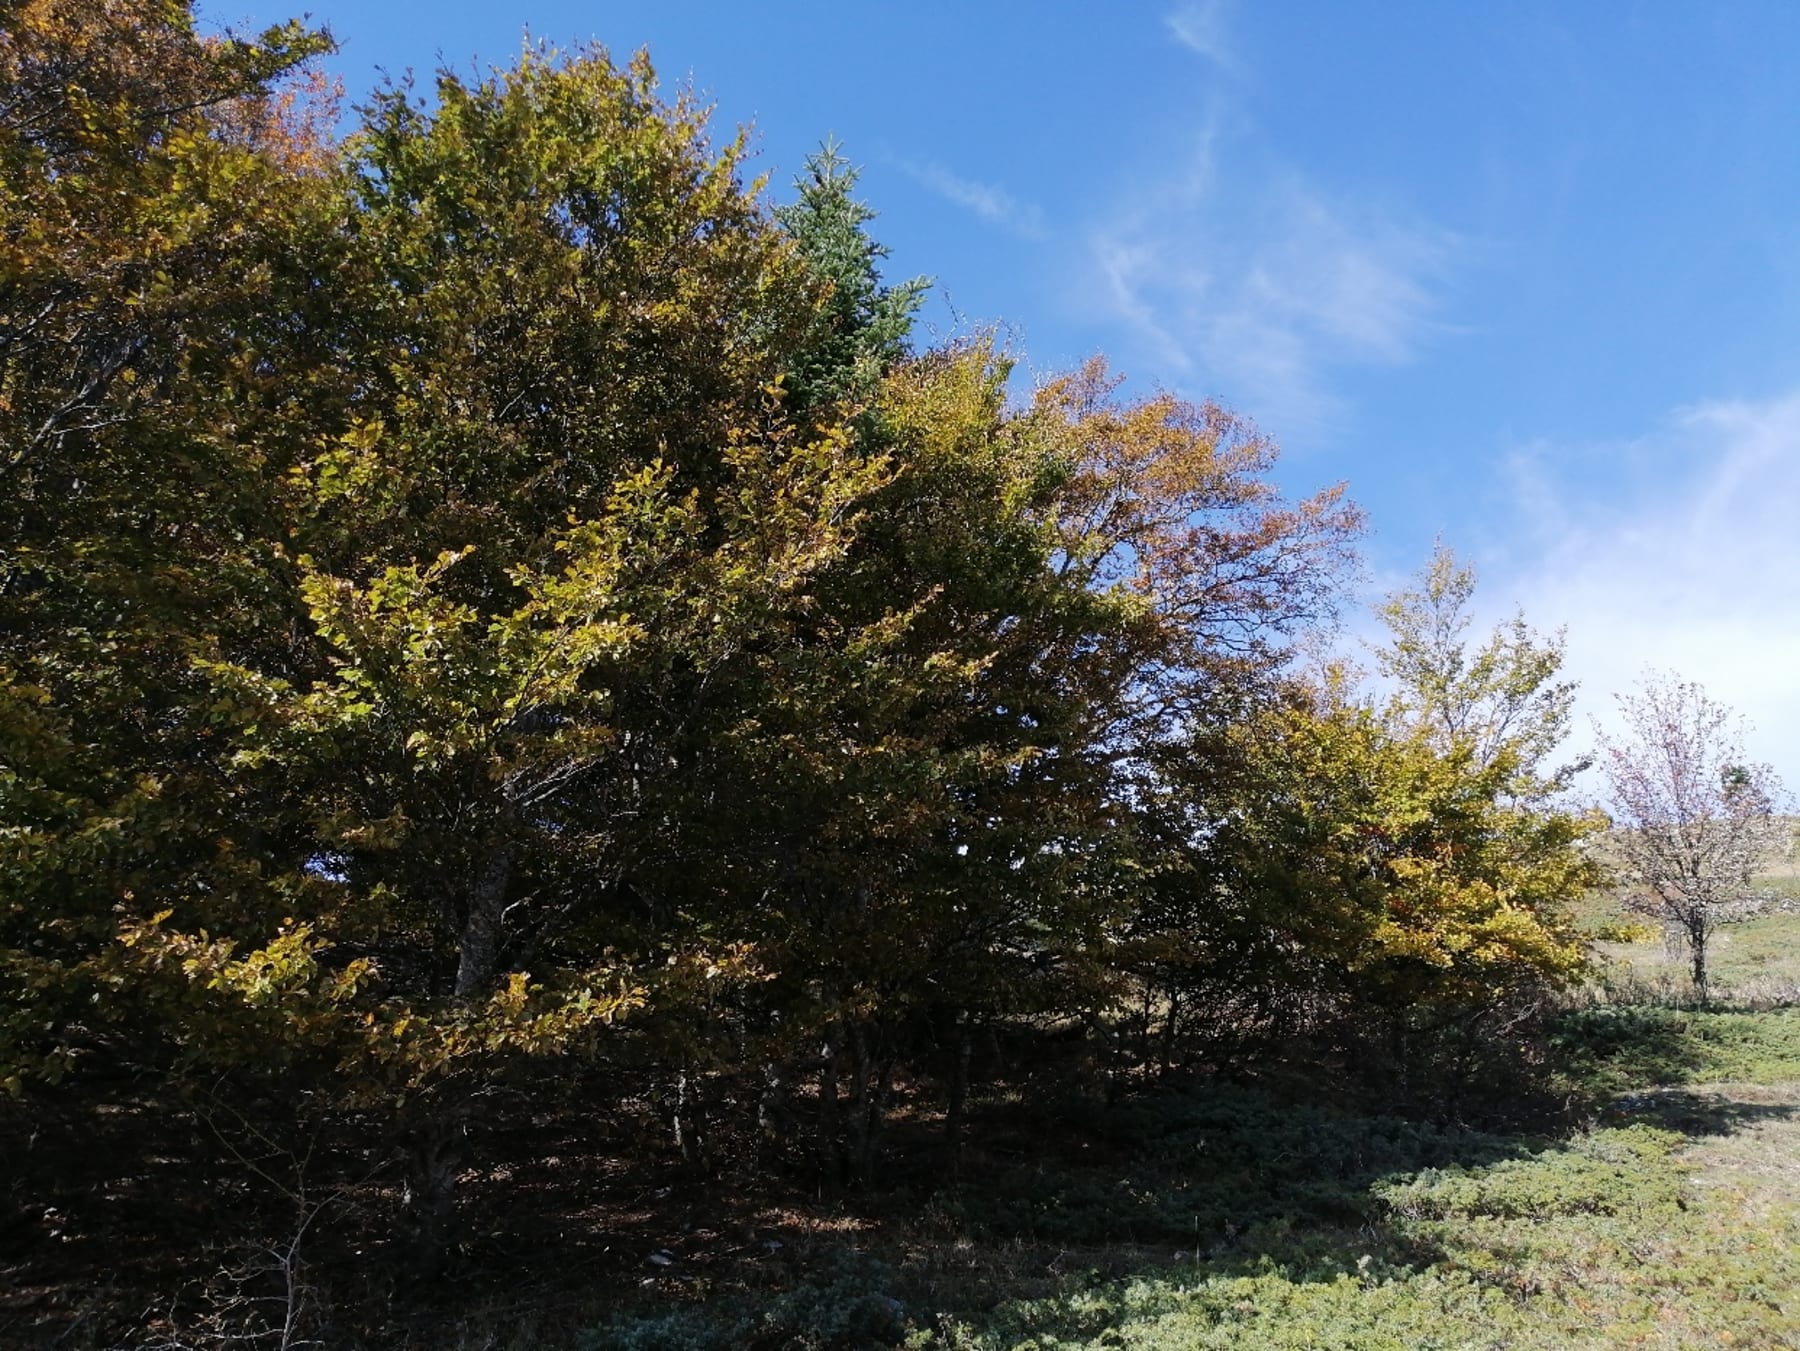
[3,5,1793,1347]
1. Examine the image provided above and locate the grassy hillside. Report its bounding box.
[578,902,1800,1351]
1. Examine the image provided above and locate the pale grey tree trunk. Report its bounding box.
[454,846,513,999]
[673,1067,707,1167]
[407,843,512,1272]
[1688,917,1712,1004]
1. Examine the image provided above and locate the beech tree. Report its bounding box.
[1375,544,1584,796]
[1131,671,1599,1072]
[1125,550,1602,1074]
[0,8,888,1247]
[1596,673,1787,1001]
[0,0,339,1090]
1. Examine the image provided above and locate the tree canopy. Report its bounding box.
[1,0,1606,1270]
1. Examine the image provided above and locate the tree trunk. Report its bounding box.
[757,1060,792,1168]
[849,1039,893,1184]
[945,1012,971,1172]
[817,1031,842,1196]
[402,1105,463,1277]
[847,1020,873,1184]
[673,1068,707,1168]
[414,840,510,1275]
[1083,1008,1123,1107]
[1159,986,1182,1076]
[1689,919,1711,1004]
[454,846,513,999]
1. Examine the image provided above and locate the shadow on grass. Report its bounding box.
[928,1084,1526,1251]
[1550,1002,1800,1098]
[19,1002,1800,1348]
[1599,1085,1800,1135]
[871,1078,1800,1350]
[581,998,1800,1348]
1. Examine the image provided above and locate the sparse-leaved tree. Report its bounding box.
[1595,673,1787,1001]
[1376,544,1584,797]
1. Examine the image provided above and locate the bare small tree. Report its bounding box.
[1595,672,1787,1002]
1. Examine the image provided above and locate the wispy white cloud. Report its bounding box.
[1086,2,1463,440]
[1489,391,1800,785]
[897,159,1047,240]
[1166,0,1234,68]
[1091,152,1460,437]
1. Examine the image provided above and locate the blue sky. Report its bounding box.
[244,0,1800,781]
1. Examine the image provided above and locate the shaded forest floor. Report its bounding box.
[8,925,1800,1348]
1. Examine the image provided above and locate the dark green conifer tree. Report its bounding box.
[774,140,929,422]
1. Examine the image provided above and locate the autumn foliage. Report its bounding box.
[1,0,1605,1303]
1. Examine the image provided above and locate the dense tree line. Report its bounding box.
[0,0,1604,1270]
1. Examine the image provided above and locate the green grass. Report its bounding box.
[578,976,1800,1351]
[579,897,1800,1351]
[917,1086,1800,1350]
[1591,913,1800,1001]
[576,1003,1800,1349]
[1577,821,1800,998]
[921,1119,1800,1348]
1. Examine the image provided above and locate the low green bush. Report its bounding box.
[1551,1004,1800,1093]
[1375,1125,1682,1221]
